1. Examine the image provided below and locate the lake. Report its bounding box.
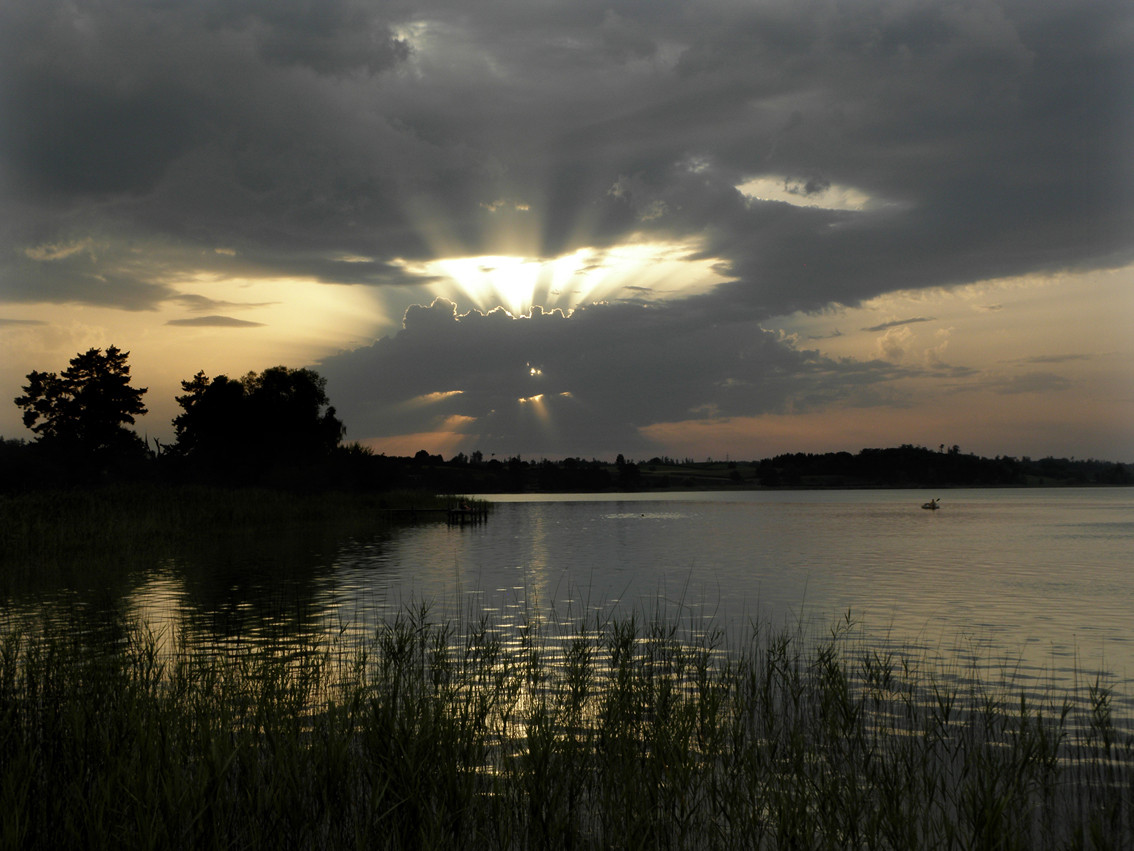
[7,487,1134,711]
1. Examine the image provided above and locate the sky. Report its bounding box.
[2,0,1132,463]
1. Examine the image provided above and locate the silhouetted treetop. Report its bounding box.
[173,366,344,480]
[14,346,148,461]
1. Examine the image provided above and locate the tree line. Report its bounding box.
[7,346,349,489]
[4,347,1132,492]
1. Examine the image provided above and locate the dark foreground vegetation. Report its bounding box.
[2,608,1131,850]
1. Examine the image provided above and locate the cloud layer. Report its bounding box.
[5,0,1130,308]
[319,298,920,457]
[2,0,1131,457]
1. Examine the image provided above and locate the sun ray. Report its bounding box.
[419,238,732,317]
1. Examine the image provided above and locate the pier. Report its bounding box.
[383,505,490,525]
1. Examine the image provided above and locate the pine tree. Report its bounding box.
[15,346,148,459]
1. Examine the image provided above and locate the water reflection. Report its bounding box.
[3,488,1132,719]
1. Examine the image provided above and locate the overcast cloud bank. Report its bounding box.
[2,0,1131,457]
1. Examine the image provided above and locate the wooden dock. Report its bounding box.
[445,506,489,524]
[383,505,490,524]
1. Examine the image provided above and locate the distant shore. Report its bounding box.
[3,438,1130,496]
[409,446,1133,494]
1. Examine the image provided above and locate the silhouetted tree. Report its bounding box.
[173,366,344,481]
[617,458,641,488]
[172,373,245,465]
[14,346,148,470]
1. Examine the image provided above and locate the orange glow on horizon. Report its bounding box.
[639,390,1134,461]
[359,431,469,458]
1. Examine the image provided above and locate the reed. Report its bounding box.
[2,603,1131,850]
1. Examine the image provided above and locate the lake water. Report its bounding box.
[330,489,1134,694]
[8,487,1134,711]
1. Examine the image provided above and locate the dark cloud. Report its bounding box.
[982,371,1073,395]
[807,329,844,341]
[318,298,908,457]
[1,0,1130,455]
[862,318,936,332]
[0,318,45,327]
[786,178,831,198]
[174,294,277,313]
[1,254,180,311]
[166,316,265,328]
[1016,354,1091,365]
[211,0,410,76]
[1,0,1129,314]
[0,0,415,291]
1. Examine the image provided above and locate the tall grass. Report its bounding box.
[2,606,1130,849]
